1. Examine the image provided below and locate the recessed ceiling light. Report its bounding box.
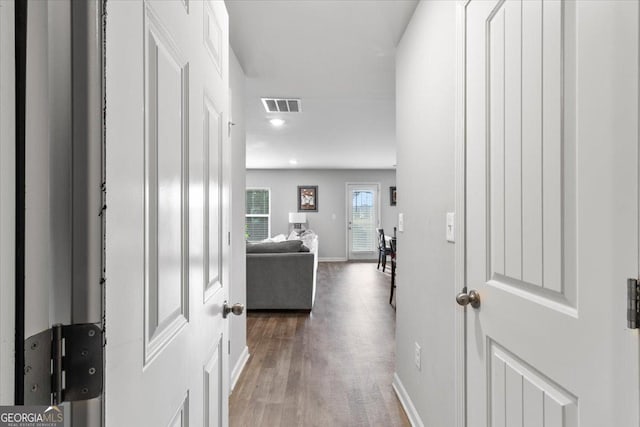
[289,159,298,165]
[270,118,285,127]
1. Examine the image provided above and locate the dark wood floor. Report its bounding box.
[230,262,410,427]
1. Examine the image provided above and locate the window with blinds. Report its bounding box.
[351,190,375,252]
[246,188,270,241]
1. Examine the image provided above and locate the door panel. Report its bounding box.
[204,93,223,300]
[105,0,230,425]
[489,340,577,427]
[204,336,223,426]
[487,0,574,305]
[204,0,222,76]
[144,5,190,362]
[464,1,639,426]
[169,394,189,427]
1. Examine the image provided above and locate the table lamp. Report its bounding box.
[288,212,307,233]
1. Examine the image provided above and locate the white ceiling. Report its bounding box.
[226,0,418,169]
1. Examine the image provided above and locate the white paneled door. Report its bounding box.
[105,1,230,425]
[463,0,639,426]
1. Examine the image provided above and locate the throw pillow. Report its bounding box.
[247,240,310,253]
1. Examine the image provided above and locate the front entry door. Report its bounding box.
[463,0,639,426]
[347,184,379,260]
[105,1,231,425]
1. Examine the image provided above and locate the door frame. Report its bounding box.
[345,182,381,261]
[0,0,16,406]
[9,1,104,419]
[453,2,469,427]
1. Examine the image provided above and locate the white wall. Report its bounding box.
[394,1,457,426]
[246,169,397,260]
[228,49,248,390]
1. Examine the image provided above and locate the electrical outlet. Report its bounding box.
[398,213,404,232]
[414,342,421,371]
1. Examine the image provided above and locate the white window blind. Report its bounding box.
[351,190,375,252]
[246,188,270,241]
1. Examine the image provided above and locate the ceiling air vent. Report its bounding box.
[261,98,302,113]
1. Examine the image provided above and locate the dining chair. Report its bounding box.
[389,237,396,305]
[376,228,392,272]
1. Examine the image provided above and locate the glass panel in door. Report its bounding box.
[348,184,378,260]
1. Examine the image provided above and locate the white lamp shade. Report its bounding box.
[288,212,307,223]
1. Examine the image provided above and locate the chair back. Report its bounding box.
[376,228,386,250]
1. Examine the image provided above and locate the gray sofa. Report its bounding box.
[246,237,318,310]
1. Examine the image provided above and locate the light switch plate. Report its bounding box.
[446,212,455,242]
[398,213,404,232]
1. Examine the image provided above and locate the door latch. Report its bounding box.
[24,323,103,405]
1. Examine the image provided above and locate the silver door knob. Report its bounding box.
[223,302,244,318]
[456,290,480,308]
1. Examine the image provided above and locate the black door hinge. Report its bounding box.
[628,278,640,329]
[24,323,104,405]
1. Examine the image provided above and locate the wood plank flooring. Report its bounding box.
[230,262,410,427]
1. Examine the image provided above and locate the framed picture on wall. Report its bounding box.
[298,185,318,212]
[390,186,397,206]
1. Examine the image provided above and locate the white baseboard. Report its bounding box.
[230,346,250,393]
[392,373,425,427]
[318,257,347,262]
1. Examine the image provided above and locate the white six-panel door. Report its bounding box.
[463,0,639,426]
[105,1,230,425]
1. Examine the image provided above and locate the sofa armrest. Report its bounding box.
[246,252,315,310]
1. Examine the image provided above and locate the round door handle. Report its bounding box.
[456,290,480,308]
[223,302,245,318]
